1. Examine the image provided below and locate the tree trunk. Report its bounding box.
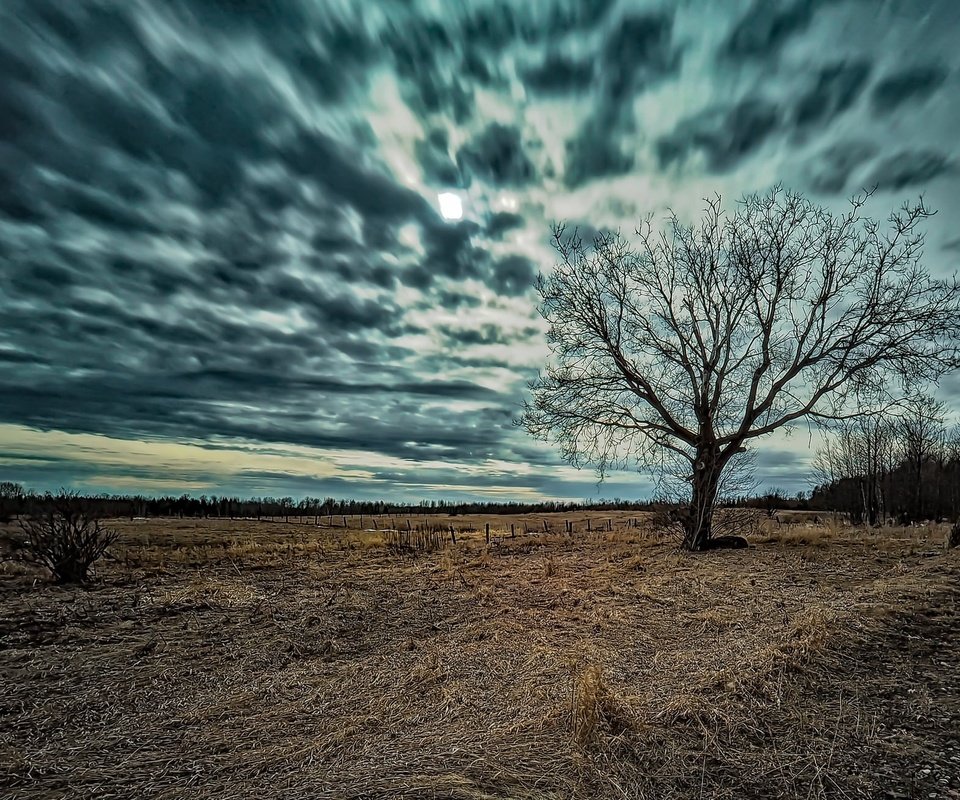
[683,450,721,551]
[915,458,923,521]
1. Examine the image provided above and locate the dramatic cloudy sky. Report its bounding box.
[2,0,959,501]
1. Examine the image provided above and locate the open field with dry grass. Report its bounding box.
[2,513,959,799]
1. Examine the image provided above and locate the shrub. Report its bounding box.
[948,520,960,549]
[13,492,119,583]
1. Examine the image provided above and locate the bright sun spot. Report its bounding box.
[437,192,463,220]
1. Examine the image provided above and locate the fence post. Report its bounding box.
[587,518,591,532]
[485,522,490,544]
[511,523,515,537]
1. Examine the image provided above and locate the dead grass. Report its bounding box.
[0,515,958,799]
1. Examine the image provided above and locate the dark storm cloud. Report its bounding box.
[418,218,485,281]
[522,52,594,94]
[722,0,820,60]
[600,12,681,102]
[864,150,954,191]
[0,351,48,366]
[656,98,780,172]
[660,55,871,182]
[805,140,878,194]
[284,129,431,222]
[871,63,950,114]
[434,289,484,310]
[491,255,538,296]
[0,367,508,464]
[460,0,616,48]
[553,9,679,187]
[406,215,539,296]
[485,212,525,239]
[438,323,539,347]
[415,129,463,187]
[793,60,872,132]
[456,123,537,187]
[564,121,635,188]
[751,449,811,492]
[383,0,621,120]
[383,16,474,123]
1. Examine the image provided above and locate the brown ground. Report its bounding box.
[1,513,958,799]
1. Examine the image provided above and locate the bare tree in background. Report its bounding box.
[0,481,25,523]
[522,187,960,550]
[899,394,947,521]
[812,417,899,525]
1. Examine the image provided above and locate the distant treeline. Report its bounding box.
[0,482,665,522]
[807,397,960,525]
[810,458,960,525]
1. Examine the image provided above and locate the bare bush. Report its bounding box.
[948,520,960,549]
[12,492,119,583]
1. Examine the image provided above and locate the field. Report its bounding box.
[2,512,959,799]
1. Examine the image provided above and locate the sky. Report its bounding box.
[1,0,959,502]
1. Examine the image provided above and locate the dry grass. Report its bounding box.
[1,514,958,799]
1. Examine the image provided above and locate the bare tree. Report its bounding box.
[898,394,947,521]
[522,187,960,550]
[812,417,899,525]
[0,481,25,523]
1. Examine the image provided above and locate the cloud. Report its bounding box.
[804,140,878,194]
[600,12,681,102]
[438,323,538,347]
[457,123,537,187]
[522,52,594,94]
[491,254,538,296]
[864,150,954,191]
[460,0,616,48]
[564,120,635,187]
[722,0,819,60]
[656,98,780,172]
[415,129,463,187]
[486,211,525,239]
[793,60,872,131]
[871,63,949,114]
[384,15,474,122]
[2,0,960,501]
